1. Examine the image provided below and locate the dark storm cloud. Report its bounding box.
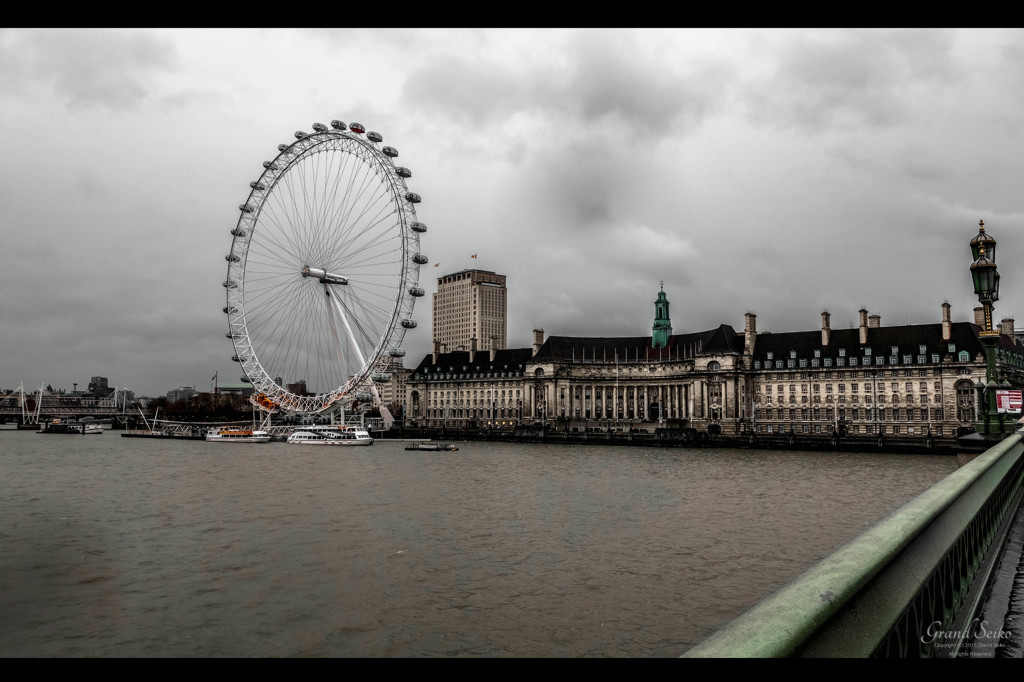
[746,30,959,132]
[0,29,177,111]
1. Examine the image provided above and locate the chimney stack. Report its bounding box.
[1002,317,1015,338]
[942,302,952,342]
[490,336,498,362]
[821,311,831,346]
[532,329,545,357]
[974,306,985,326]
[868,313,881,328]
[432,339,440,365]
[744,312,757,355]
[859,308,869,345]
[469,337,477,363]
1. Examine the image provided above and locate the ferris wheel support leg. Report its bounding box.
[327,285,393,425]
[328,285,368,370]
[323,286,350,382]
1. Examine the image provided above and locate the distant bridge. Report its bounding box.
[0,383,132,424]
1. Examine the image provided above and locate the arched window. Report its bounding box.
[955,380,975,423]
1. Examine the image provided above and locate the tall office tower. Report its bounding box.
[432,269,507,352]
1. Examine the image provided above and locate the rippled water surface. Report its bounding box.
[0,430,956,656]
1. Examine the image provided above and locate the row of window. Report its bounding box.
[755,424,942,435]
[427,408,517,419]
[761,381,940,395]
[768,344,956,360]
[755,351,970,370]
[760,394,934,404]
[754,407,946,421]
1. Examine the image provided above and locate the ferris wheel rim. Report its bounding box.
[223,123,423,414]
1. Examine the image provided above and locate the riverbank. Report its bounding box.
[377,426,963,455]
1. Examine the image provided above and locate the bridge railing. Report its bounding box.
[683,433,1024,657]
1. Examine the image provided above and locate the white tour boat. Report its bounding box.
[286,424,374,446]
[205,427,272,443]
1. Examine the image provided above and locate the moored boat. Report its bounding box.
[286,424,374,445]
[405,442,458,451]
[38,420,103,435]
[205,427,272,443]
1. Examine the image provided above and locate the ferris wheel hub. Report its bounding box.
[301,265,349,285]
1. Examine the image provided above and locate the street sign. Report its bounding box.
[996,390,1023,413]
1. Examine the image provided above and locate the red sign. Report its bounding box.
[996,390,1023,413]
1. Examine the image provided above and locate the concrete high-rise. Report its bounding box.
[432,269,507,352]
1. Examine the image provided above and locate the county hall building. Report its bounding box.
[403,284,1024,447]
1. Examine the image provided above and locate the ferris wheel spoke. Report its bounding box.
[332,207,400,265]
[326,167,389,255]
[253,201,309,266]
[301,149,352,262]
[265,175,320,262]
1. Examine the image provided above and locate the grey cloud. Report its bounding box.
[4,29,177,112]
[746,30,959,132]
[561,30,732,134]
[401,29,733,136]
[401,53,538,127]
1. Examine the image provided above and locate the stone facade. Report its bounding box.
[403,293,1024,445]
[432,269,507,352]
[744,306,1024,440]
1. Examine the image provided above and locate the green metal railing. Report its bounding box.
[683,434,1024,657]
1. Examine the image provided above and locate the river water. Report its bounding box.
[0,430,956,657]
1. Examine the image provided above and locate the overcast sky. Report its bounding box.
[2,28,1022,397]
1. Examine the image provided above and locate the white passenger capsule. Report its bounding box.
[294,131,307,139]
[412,253,428,264]
[312,122,328,133]
[331,120,347,130]
[382,146,398,157]
[367,131,382,142]
[401,319,417,329]
[396,167,411,178]
[410,222,427,233]
[409,286,425,297]
[405,192,421,203]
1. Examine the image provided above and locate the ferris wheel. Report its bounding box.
[223,120,426,414]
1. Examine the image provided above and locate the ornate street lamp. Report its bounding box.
[968,220,1012,437]
[970,220,1000,338]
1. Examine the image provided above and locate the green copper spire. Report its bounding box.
[652,282,672,349]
